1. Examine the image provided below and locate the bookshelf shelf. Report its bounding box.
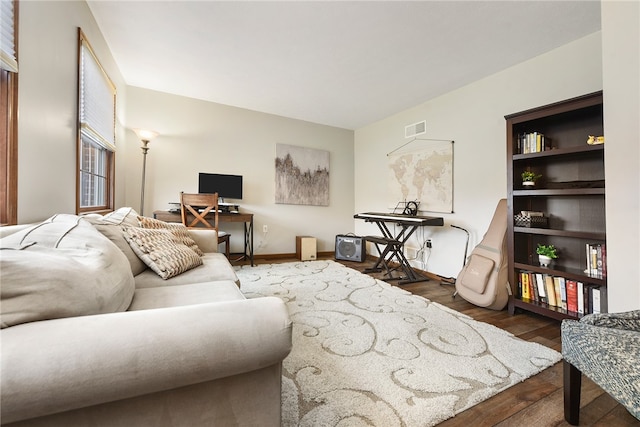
[513,188,605,196]
[513,262,606,286]
[506,92,607,320]
[514,227,606,240]
[512,143,604,160]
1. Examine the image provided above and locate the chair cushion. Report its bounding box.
[0,214,135,328]
[123,227,203,280]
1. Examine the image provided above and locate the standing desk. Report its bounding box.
[153,210,254,266]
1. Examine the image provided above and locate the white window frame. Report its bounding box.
[77,29,116,213]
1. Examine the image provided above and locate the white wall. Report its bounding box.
[601,0,640,312]
[125,87,354,255]
[15,0,637,312]
[17,1,127,224]
[354,33,603,279]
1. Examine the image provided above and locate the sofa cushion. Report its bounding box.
[83,208,147,276]
[129,280,245,311]
[134,253,241,289]
[137,216,204,256]
[123,227,203,280]
[0,214,135,328]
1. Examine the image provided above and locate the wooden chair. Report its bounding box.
[179,192,230,259]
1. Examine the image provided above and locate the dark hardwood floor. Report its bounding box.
[243,254,639,427]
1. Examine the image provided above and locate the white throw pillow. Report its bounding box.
[0,214,135,328]
[83,208,148,276]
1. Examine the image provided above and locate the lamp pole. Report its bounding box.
[140,139,150,216]
[133,128,159,217]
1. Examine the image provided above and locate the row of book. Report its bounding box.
[586,243,606,278]
[518,271,604,315]
[516,132,550,154]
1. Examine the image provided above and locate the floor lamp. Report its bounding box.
[133,128,159,216]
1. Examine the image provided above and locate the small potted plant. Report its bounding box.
[522,171,542,187]
[536,244,558,267]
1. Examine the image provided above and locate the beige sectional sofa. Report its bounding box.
[0,208,292,426]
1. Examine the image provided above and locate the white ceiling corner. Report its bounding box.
[87,1,601,130]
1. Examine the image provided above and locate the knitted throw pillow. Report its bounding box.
[123,227,203,280]
[137,216,204,256]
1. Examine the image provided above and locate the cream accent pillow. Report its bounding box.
[0,214,135,328]
[82,208,147,276]
[137,216,204,256]
[123,227,203,280]
[103,207,140,227]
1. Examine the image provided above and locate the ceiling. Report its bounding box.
[87,1,601,130]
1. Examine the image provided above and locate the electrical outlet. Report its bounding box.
[263,224,268,233]
[405,246,418,258]
[426,239,432,248]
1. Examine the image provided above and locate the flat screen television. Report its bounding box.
[198,173,243,200]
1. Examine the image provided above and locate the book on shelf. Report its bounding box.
[552,276,562,309]
[544,275,557,307]
[535,273,546,303]
[585,243,607,278]
[582,284,605,315]
[520,271,528,300]
[566,280,579,313]
[592,287,602,314]
[555,276,567,310]
[516,132,551,154]
[577,282,585,315]
[516,270,604,315]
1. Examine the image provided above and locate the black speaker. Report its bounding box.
[335,235,366,262]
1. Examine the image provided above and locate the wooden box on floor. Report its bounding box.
[296,236,317,261]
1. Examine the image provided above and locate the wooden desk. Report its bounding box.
[153,210,254,266]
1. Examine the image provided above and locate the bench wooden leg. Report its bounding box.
[564,360,582,425]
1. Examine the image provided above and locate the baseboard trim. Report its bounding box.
[253,251,335,261]
[251,253,442,282]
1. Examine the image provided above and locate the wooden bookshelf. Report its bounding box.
[505,92,606,320]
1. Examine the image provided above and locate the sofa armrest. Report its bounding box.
[1,297,292,424]
[188,228,219,253]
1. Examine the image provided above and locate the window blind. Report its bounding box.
[0,0,18,72]
[79,36,116,151]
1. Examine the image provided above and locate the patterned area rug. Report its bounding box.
[235,260,561,427]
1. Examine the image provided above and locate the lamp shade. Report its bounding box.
[133,128,159,142]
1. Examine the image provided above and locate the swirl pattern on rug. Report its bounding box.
[236,260,561,427]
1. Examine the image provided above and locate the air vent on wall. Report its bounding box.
[405,120,427,138]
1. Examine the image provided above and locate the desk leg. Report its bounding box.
[242,218,254,266]
[248,217,254,266]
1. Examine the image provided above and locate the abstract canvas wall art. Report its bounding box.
[275,144,329,206]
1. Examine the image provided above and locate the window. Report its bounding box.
[1,0,18,225]
[77,29,116,213]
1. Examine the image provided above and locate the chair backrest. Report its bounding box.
[180,192,219,230]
